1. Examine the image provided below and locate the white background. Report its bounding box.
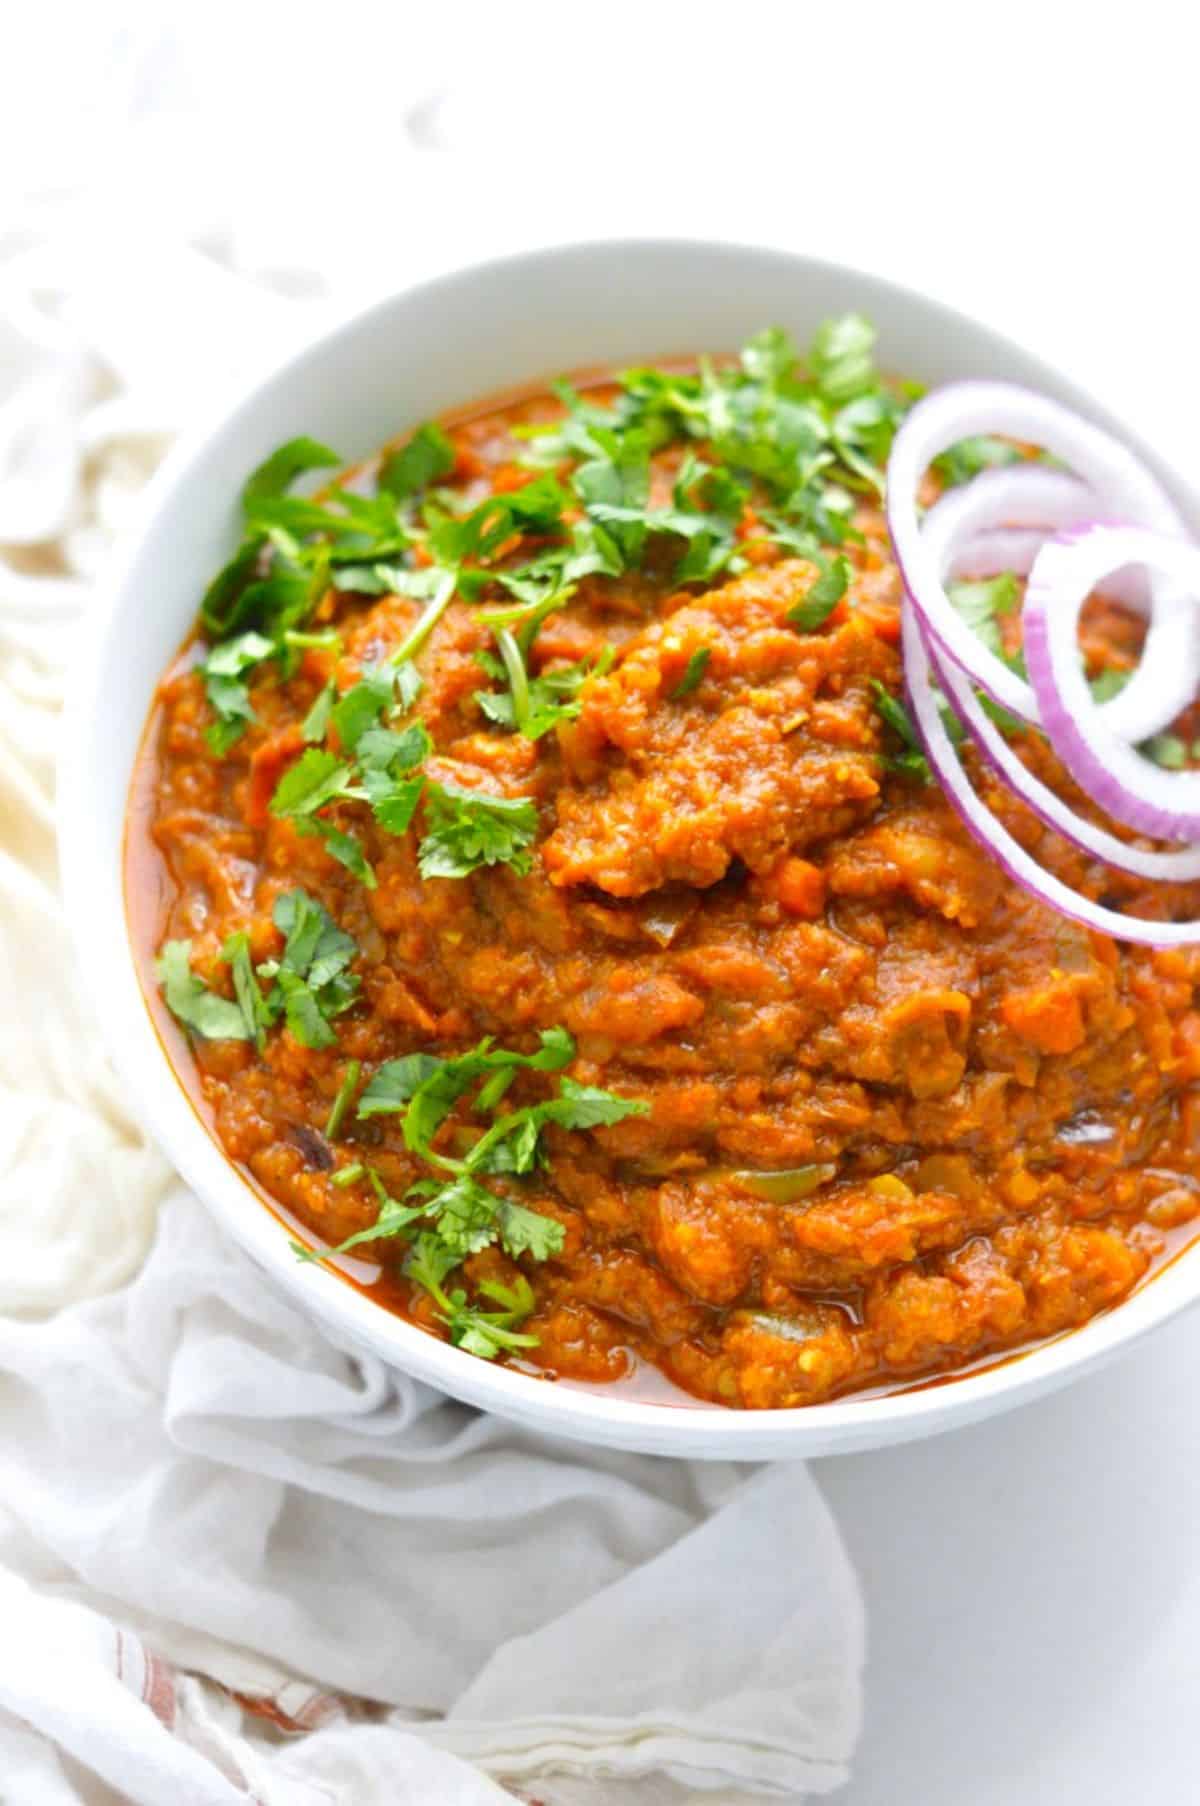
[6,3,1200,1799]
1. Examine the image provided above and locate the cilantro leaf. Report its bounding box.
[378,422,456,500]
[269,748,356,818]
[740,326,798,385]
[497,1200,566,1262]
[670,647,711,698]
[428,475,569,568]
[357,1053,446,1118]
[418,781,539,879]
[424,1174,509,1257]
[157,940,253,1041]
[1142,732,1188,769]
[947,572,1019,657]
[221,931,273,1052]
[871,680,931,783]
[536,1078,649,1131]
[294,1184,430,1262]
[199,539,268,639]
[299,1025,639,1366]
[201,630,277,753]
[372,1028,576,1154]
[300,818,376,888]
[1089,667,1132,704]
[464,1076,646,1178]
[331,561,414,597]
[786,557,849,631]
[394,663,424,711]
[324,1060,362,1140]
[572,427,652,569]
[368,776,426,837]
[450,1313,539,1361]
[266,890,361,1048]
[476,636,609,741]
[404,1231,462,1297]
[934,436,1021,489]
[356,722,430,836]
[241,437,341,508]
[273,975,339,1049]
[808,314,879,405]
[159,895,361,1052]
[331,667,396,752]
[274,890,356,988]
[357,723,430,772]
[831,393,904,496]
[301,681,337,744]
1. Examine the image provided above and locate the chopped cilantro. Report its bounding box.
[201,630,276,754]
[331,667,396,752]
[296,1027,645,1360]
[267,748,376,886]
[378,422,456,500]
[787,557,850,631]
[356,1051,447,1118]
[740,325,798,385]
[947,572,1020,657]
[418,781,539,880]
[411,1258,541,1360]
[221,930,272,1053]
[1090,667,1132,704]
[270,747,356,818]
[241,437,341,507]
[158,892,360,1051]
[301,680,337,744]
[324,1060,362,1140]
[475,637,611,740]
[1141,732,1188,770]
[808,314,879,405]
[871,680,931,783]
[260,890,361,1050]
[670,646,711,698]
[934,436,1021,489]
[394,662,424,711]
[156,940,253,1042]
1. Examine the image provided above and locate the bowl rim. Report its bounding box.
[58,233,1200,1459]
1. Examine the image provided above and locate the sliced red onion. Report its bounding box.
[925,630,1200,882]
[1024,526,1200,842]
[901,601,1200,946]
[926,465,1101,571]
[948,528,1147,613]
[890,384,1198,746]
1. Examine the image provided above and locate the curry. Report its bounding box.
[128,321,1200,1408]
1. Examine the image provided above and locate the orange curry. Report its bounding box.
[130,323,1200,1407]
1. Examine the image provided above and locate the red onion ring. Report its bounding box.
[901,600,1200,945]
[948,530,1147,613]
[889,384,1198,746]
[938,482,1149,612]
[1024,526,1200,843]
[925,630,1200,882]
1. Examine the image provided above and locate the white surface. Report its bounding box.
[823,1304,1200,1803]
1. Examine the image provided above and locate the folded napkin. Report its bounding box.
[0,166,864,1803]
[0,1196,862,1802]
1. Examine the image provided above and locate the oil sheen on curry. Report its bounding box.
[130,319,1200,1409]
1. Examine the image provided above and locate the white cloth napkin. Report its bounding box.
[0,174,864,1802]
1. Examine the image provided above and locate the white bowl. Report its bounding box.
[59,238,1200,1459]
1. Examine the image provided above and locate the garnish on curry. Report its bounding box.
[129,319,1200,1407]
